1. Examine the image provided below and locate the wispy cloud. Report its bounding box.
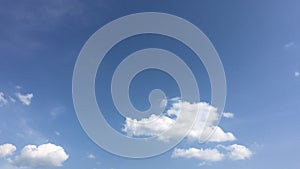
[15,93,33,106]
[50,106,66,119]
[172,144,252,162]
[223,112,234,118]
[87,153,96,159]
[294,71,300,77]
[284,42,295,49]
[54,131,61,136]
[0,92,8,107]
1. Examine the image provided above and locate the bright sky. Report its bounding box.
[1,0,300,169]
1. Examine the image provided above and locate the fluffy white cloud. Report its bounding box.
[15,93,33,106]
[172,148,224,162]
[122,99,252,163]
[123,101,236,143]
[226,144,252,160]
[123,114,175,137]
[0,92,8,107]
[13,143,69,168]
[223,112,234,118]
[0,144,16,158]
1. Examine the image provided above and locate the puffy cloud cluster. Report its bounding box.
[0,143,69,168]
[122,99,252,163]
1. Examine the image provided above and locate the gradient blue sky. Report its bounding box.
[1,0,300,169]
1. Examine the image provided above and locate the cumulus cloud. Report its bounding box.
[0,144,17,158]
[123,101,236,143]
[226,144,252,160]
[122,98,252,164]
[172,148,224,162]
[13,143,69,168]
[15,93,33,106]
[223,112,234,118]
[0,92,8,107]
[123,114,175,137]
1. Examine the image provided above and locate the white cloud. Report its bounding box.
[87,153,96,159]
[0,144,17,158]
[123,114,175,137]
[199,126,236,142]
[226,144,252,160]
[284,42,295,48]
[172,148,224,162]
[0,92,8,107]
[223,112,234,118]
[15,93,33,106]
[13,143,69,168]
[123,101,236,143]
[294,71,300,77]
[172,144,252,162]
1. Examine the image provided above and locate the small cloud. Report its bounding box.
[294,71,300,77]
[0,144,17,158]
[225,144,252,160]
[222,112,234,118]
[172,147,224,162]
[87,153,96,159]
[169,97,181,102]
[15,93,33,106]
[12,143,69,168]
[284,42,295,49]
[172,144,252,162]
[0,92,8,107]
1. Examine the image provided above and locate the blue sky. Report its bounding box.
[1,0,300,169]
